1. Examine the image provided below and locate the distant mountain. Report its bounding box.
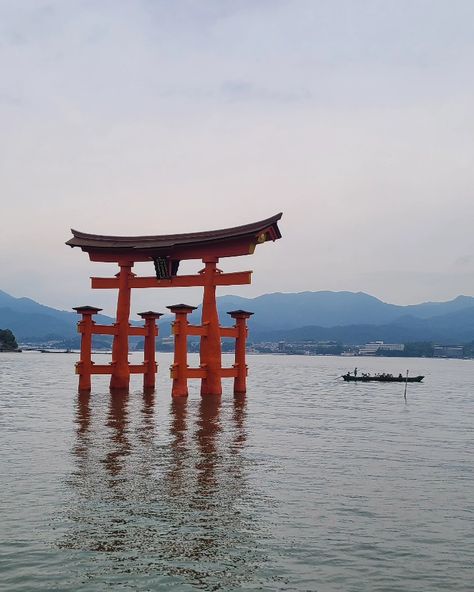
[187,291,474,334]
[0,308,77,341]
[0,289,115,341]
[1,288,473,344]
[253,306,474,345]
[402,295,474,319]
[212,291,403,329]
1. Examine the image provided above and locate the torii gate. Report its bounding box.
[67,213,282,396]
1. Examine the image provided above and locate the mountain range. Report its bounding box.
[1,289,473,345]
[0,290,116,342]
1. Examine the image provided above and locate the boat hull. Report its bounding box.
[342,375,424,383]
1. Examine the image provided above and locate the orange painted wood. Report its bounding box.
[91,271,252,290]
[90,277,120,289]
[219,327,238,338]
[89,324,146,336]
[210,271,252,286]
[199,260,222,396]
[185,367,208,379]
[87,241,259,263]
[91,324,117,335]
[129,364,147,374]
[90,364,114,375]
[187,325,207,336]
[110,262,133,391]
[127,326,147,336]
[169,366,207,379]
[73,307,104,392]
[220,367,239,378]
[138,312,162,391]
[88,363,150,375]
[228,311,253,394]
[168,305,195,397]
[77,317,92,391]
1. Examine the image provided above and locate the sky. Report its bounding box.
[1,0,473,317]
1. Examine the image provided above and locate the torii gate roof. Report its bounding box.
[67,212,282,262]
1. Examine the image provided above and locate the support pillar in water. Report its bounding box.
[138,311,162,393]
[110,261,133,393]
[74,306,102,394]
[200,258,223,396]
[168,304,197,397]
[228,310,253,395]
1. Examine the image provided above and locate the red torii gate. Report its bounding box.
[67,213,282,396]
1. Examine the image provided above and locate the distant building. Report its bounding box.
[433,345,464,359]
[359,341,405,355]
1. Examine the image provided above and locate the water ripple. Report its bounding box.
[1,353,473,590]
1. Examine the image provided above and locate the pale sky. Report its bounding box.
[1,0,473,317]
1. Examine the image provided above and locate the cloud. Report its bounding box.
[0,1,473,314]
[220,80,311,103]
[454,255,474,268]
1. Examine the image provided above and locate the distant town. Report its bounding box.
[244,340,473,359]
[16,337,471,359]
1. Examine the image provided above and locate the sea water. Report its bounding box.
[1,352,473,591]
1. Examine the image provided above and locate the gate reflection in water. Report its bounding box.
[60,389,275,589]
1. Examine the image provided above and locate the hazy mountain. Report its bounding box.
[402,295,474,319]
[191,291,474,332]
[0,289,115,340]
[254,307,474,344]
[0,308,78,341]
[1,288,473,344]
[212,291,402,329]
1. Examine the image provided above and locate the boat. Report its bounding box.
[342,372,424,383]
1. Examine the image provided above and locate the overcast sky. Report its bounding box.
[1,0,473,317]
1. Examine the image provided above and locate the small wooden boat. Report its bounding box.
[342,373,424,383]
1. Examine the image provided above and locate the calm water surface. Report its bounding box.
[1,353,473,591]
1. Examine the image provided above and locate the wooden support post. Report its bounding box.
[228,310,254,395]
[110,261,133,393]
[73,306,102,393]
[200,258,223,396]
[167,304,197,397]
[138,311,163,393]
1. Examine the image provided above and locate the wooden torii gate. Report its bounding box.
[67,213,282,396]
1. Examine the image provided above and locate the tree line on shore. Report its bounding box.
[0,329,19,351]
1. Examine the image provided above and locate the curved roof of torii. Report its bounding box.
[66,212,283,262]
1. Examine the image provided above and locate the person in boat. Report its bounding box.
[354,367,358,377]
[398,373,402,379]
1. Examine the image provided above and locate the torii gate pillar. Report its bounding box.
[228,310,254,394]
[110,261,133,392]
[200,258,223,396]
